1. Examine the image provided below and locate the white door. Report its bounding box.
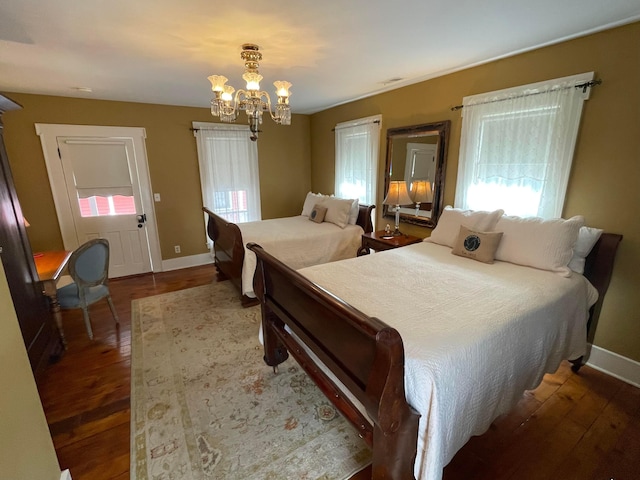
[58,137,150,277]
[36,124,162,278]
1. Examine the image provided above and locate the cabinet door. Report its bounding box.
[0,119,53,372]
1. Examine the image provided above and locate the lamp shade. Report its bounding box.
[383,181,413,206]
[411,180,432,203]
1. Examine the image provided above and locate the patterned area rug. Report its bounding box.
[130,280,371,479]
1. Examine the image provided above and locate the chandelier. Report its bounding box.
[208,44,292,141]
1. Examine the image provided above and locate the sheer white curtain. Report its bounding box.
[194,122,261,237]
[455,72,594,218]
[334,114,382,205]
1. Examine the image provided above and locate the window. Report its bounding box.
[334,114,382,205]
[455,73,594,218]
[68,140,138,217]
[78,195,136,217]
[194,122,261,236]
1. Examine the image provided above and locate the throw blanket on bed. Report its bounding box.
[239,216,363,298]
[299,241,598,480]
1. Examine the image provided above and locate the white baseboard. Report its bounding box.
[161,252,214,272]
[60,469,72,480]
[587,345,640,388]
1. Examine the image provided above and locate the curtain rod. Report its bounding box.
[332,119,380,132]
[190,126,250,132]
[450,79,602,112]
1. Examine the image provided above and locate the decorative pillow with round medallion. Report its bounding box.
[452,225,504,264]
[309,204,328,223]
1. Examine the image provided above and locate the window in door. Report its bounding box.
[455,72,594,218]
[78,195,136,217]
[67,141,138,217]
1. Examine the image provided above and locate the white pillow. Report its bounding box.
[322,197,354,228]
[348,199,359,225]
[494,215,585,276]
[301,192,327,217]
[568,226,603,274]
[427,206,504,248]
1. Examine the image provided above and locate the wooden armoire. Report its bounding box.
[0,94,54,374]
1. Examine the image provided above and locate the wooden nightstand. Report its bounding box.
[357,231,423,256]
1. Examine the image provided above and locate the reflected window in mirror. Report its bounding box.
[383,121,450,228]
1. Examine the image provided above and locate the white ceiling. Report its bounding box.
[1,0,639,114]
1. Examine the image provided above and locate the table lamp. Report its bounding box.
[383,181,413,236]
[410,180,432,216]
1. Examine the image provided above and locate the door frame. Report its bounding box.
[35,123,162,273]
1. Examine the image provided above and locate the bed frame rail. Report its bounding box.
[249,242,420,480]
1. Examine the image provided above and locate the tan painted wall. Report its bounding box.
[1,94,311,260]
[0,262,60,480]
[310,22,640,362]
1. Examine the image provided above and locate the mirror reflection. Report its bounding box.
[383,121,450,228]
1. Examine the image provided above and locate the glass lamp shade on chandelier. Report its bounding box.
[208,44,292,141]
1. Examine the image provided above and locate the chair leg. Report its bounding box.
[107,295,120,326]
[82,307,94,340]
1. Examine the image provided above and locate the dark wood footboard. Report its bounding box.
[202,207,257,306]
[249,242,420,480]
[203,204,375,307]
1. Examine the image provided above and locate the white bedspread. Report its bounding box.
[298,241,598,480]
[238,216,363,298]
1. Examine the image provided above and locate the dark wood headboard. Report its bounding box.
[582,233,623,344]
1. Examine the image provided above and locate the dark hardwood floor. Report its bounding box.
[35,264,640,480]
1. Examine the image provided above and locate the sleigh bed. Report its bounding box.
[248,219,622,480]
[203,201,374,306]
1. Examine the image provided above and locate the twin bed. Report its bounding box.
[203,196,374,305]
[246,209,622,480]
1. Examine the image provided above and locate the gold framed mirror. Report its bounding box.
[383,121,451,228]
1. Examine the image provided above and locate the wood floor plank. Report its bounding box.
[467,393,576,480]
[590,405,640,480]
[551,381,640,479]
[50,403,130,449]
[55,422,130,480]
[455,390,542,461]
[565,367,624,429]
[34,264,640,480]
[506,415,586,480]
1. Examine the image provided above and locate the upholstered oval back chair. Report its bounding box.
[57,238,120,339]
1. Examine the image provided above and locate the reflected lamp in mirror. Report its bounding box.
[383,181,413,236]
[410,180,432,216]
